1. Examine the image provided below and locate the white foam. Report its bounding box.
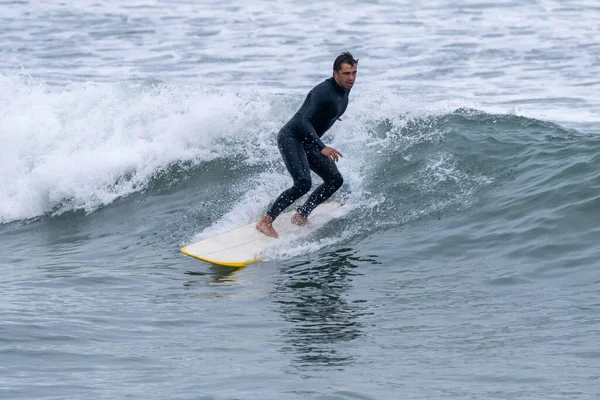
[0,74,283,223]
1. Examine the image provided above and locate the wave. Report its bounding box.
[2,73,597,257]
[0,74,283,223]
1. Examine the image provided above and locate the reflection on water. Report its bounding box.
[274,248,378,369]
[183,264,243,288]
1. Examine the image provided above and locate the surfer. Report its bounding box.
[256,52,358,238]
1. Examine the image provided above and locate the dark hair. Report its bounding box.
[333,52,359,71]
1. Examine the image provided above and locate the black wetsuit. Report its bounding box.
[266,77,350,220]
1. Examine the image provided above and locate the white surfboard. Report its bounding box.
[181,202,344,267]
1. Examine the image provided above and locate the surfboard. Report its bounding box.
[181,202,344,267]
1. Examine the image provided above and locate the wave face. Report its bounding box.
[3,75,599,266]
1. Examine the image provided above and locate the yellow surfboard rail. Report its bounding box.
[180,245,260,267]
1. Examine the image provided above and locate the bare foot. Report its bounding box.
[256,216,278,238]
[291,212,308,226]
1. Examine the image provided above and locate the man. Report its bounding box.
[256,52,358,238]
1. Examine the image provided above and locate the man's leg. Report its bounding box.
[294,146,343,220]
[257,132,312,237]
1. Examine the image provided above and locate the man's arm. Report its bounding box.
[301,88,329,151]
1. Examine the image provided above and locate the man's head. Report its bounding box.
[333,52,358,90]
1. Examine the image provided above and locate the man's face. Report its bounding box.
[333,63,357,90]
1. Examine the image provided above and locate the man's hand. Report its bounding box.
[321,146,343,162]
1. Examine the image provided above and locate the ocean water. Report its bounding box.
[1,0,599,399]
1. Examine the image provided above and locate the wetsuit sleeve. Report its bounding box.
[301,89,330,151]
